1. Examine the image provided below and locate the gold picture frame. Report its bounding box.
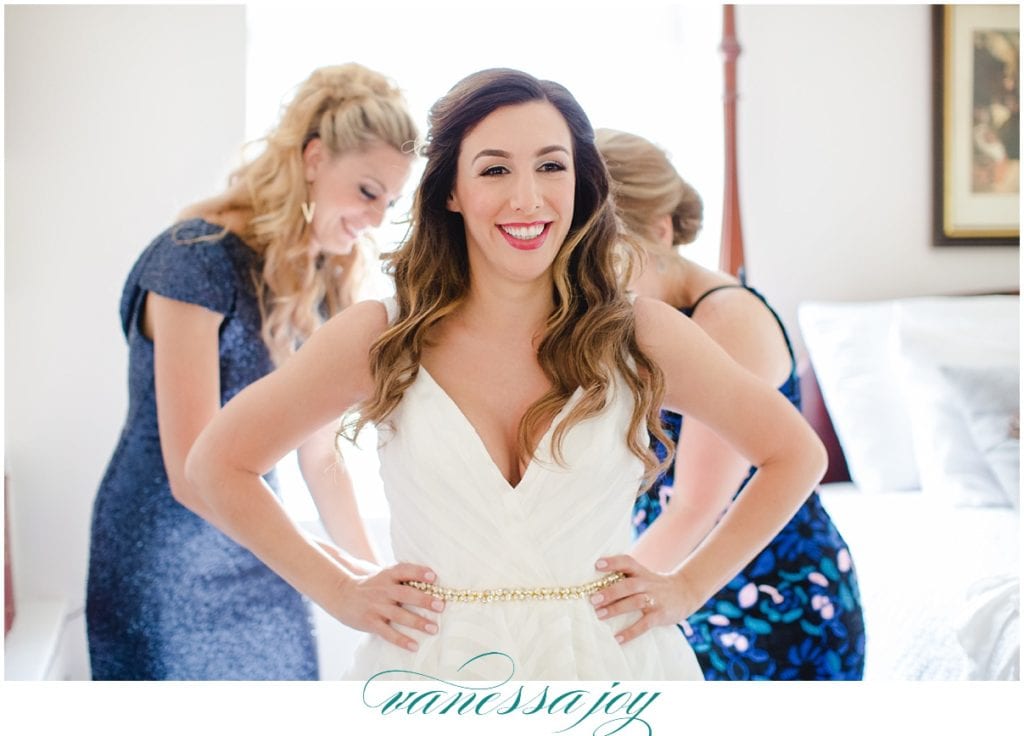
[933,4,1020,246]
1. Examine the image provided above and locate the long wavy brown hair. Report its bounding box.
[178,63,418,365]
[345,68,673,486]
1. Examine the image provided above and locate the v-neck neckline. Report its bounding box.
[417,365,583,493]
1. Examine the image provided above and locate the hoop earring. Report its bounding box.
[301,201,315,224]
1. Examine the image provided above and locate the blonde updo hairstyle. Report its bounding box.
[594,128,702,253]
[181,63,419,365]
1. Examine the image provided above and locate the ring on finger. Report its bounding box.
[642,594,655,610]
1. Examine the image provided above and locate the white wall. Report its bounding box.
[736,5,1019,355]
[4,4,246,676]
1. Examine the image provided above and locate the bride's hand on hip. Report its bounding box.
[334,562,445,652]
[590,555,698,645]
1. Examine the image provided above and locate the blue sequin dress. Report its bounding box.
[633,284,866,680]
[86,219,318,680]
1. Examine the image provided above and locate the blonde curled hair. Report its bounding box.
[344,69,673,488]
[595,128,703,251]
[180,63,419,364]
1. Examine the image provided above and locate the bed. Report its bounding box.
[797,295,1019,680]
[717,10,1019,681]
[716,8,1020,681]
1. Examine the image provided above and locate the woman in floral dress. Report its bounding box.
[598,128,866,680]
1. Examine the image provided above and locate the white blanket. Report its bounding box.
[956,574,1020,680]
[818,483,1019,680]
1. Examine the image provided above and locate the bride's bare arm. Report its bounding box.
[593,297,826,643]
[185,300,442,651]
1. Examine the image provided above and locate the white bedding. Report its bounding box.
[818,482,1020,680]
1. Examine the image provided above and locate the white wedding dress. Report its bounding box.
[343,299,703,681]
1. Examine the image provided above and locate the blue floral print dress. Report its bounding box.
[633,284,866,680]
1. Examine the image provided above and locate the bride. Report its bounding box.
[185,68,826,680]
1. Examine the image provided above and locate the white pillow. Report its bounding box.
[938,364,1020,509]
[893,296,1019,508]
[798,300,919,492]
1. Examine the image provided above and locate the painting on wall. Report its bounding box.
[933,4,1020,246]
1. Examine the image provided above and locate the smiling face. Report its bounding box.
[446,101,575,286]
[304,139,413,257]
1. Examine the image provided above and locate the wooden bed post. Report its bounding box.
[720,4,745,278]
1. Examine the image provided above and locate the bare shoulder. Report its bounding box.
[632,295,702,349]
[336,297,391,329]
[690,287,774,334]
[689,289,790,383]
[312,298,390,349]
[631,296,719,376]
[274,298,393,409]
[287,298,391,380]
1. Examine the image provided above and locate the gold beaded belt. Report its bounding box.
[404,572,623,604]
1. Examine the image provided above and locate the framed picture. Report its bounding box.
[933,4,1020,246]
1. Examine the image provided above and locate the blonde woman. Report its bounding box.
[86,64,417,680]
[184,69,826,681]
[597,128,865,679]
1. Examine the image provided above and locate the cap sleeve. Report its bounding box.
[135,224,238,316]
